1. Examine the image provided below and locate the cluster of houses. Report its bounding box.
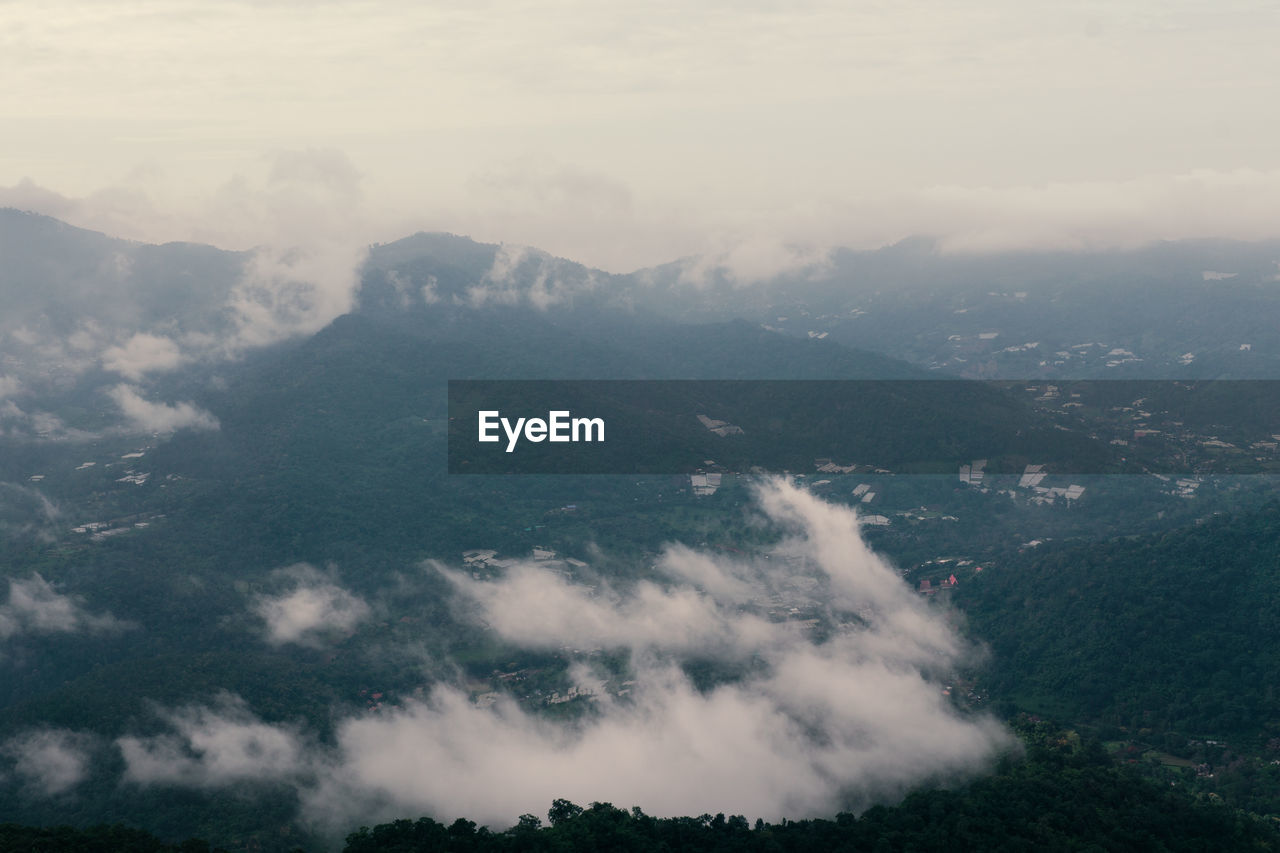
[958,459,987,486]
[690,472,722,496]
[70,513,162,541]
[959,460,1086,504]
[461,549,515,571]
[462,547,589,573]
[919,574,959,595]
[815,459,860,474]
[696,414,743,436]
[913,556,982,596]
[478,665,632,709]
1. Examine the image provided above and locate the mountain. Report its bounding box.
[619,237,1280,378]
[0,209,244,383]
[5,212,1280,849]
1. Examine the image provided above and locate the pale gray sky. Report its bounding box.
[3,0,1280,270]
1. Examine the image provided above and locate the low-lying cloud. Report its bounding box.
[108,384,219,434]
[101,333,185,381]
[1,406,87,442]
[463,244,599,311]
[252,564,371,647]
[438,561,778,657]
[2,729,95,796]
[118,694,307,789]
[0,482,61,542]
[116,479,1009,833]
[0,150,369,439]
[0,573,133,641]
[676,237,833,289]
[228,240,366,351]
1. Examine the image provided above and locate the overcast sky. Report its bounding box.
[3,0,1280,270]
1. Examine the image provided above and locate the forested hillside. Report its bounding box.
[6,214,1280,849]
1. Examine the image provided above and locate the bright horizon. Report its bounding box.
[4,1,1280,273]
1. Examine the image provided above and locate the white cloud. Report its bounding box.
[108,384,219,434]
[677,237,833,289]
[252,564,371,647]
[461,244,597,311]
[0,573,132,641]
[0,482,61,543]
[439,563,779,657]
[0,147,369,377]
[228,241,366,350]
[101,333,184,381]
[118,479,1010,832]
[150,147,368,352]
[0,401,96,442]
[118,694,307,788]
[2,729,94,796]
